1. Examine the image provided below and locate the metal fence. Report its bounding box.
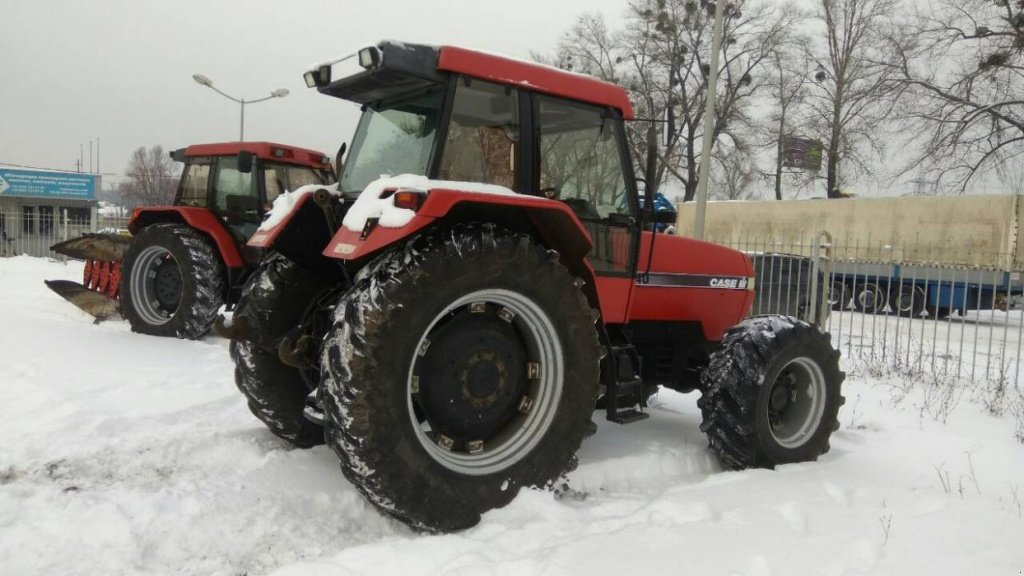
[0,208,129,258]
[712,232,1024,410]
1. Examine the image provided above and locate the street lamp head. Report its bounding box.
[271,88,290,98]
[192,73,213,87]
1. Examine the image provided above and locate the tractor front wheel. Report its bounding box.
[120,223,225,339]
[698,316,845,470]
[230,254,330,448]
[320,226,600,532]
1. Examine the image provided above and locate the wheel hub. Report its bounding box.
[154,258,182,311]
[766,357,827,449]
[130,245,182,326]
[416,310,529,443]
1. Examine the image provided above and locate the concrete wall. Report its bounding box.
[675,195,1022,270]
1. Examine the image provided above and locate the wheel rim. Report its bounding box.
[407,288,563,476]
[130,245,182,326]
[856,285,878,310]
[829,282,846,307]
[766,357,827,449]
[896,286,922,313]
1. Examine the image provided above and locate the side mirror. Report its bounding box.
[237,150,255,174]
[334,142,347,181]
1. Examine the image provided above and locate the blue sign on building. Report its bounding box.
[0,168,97,200]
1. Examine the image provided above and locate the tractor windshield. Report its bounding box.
[339,87,445,194]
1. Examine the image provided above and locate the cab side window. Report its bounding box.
[439,78,520,190]
[179,160,211,207]
[537,97,634,273]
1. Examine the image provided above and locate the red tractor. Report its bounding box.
[227,42,845,532]
[47,142,333,339]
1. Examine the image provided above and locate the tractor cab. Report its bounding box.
[306,42,647,277]
[170,142,332,241]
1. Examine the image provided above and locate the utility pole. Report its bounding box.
[693,0,726,240]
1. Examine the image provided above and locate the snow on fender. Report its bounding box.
[340,174,516,232]
[248,182,341,248]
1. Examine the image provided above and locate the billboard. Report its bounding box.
[781,136,823,172]
[0,168,97,200]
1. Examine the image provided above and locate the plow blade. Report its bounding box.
[50,233,132,262]
[44,280,121,322]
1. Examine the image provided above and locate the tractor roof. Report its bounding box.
[314,41,634,119]
[178,142,331,169]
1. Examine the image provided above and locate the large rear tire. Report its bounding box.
[320,226,600,532]
[698,316,845,470]
[230,254,328,448]
[120,223,225,339]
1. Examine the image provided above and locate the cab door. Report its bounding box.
[534,95,639,323]
[210,156,259,241]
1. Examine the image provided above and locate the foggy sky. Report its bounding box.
[0,0,628,186]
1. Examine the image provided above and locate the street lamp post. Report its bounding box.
[192,73,289,142]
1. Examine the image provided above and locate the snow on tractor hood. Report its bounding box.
[258,182,341,232]
[339,174,516,232]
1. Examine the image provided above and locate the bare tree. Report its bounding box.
[805,0,900,198]
[887,0,1024,192]
[118,146,179,208]
[757,21,828,200]
[543,0,799,201]
[711,141,760,200]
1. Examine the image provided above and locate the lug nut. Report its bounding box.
[498,307,516,322]
[518,395,534,414]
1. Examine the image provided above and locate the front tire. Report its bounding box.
[120,223,225,339]
[698,316,845,470]
[320,226,600,532]
[230,254,329,448]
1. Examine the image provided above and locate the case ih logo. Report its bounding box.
[710,277,748,289]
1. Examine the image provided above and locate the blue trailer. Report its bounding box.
[829,262,1023,317]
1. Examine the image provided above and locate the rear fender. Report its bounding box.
[322,189,599,304]
[130,207,244,268]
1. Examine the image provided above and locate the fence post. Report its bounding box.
[809,230,832,327]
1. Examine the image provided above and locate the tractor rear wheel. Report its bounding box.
[320,226,600,532]
[120,223,226,339]
[698,316,845,470]
[230,254,329,448]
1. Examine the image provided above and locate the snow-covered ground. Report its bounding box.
[1,256,1022,575]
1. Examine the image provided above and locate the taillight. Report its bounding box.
[393,190,426,211]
